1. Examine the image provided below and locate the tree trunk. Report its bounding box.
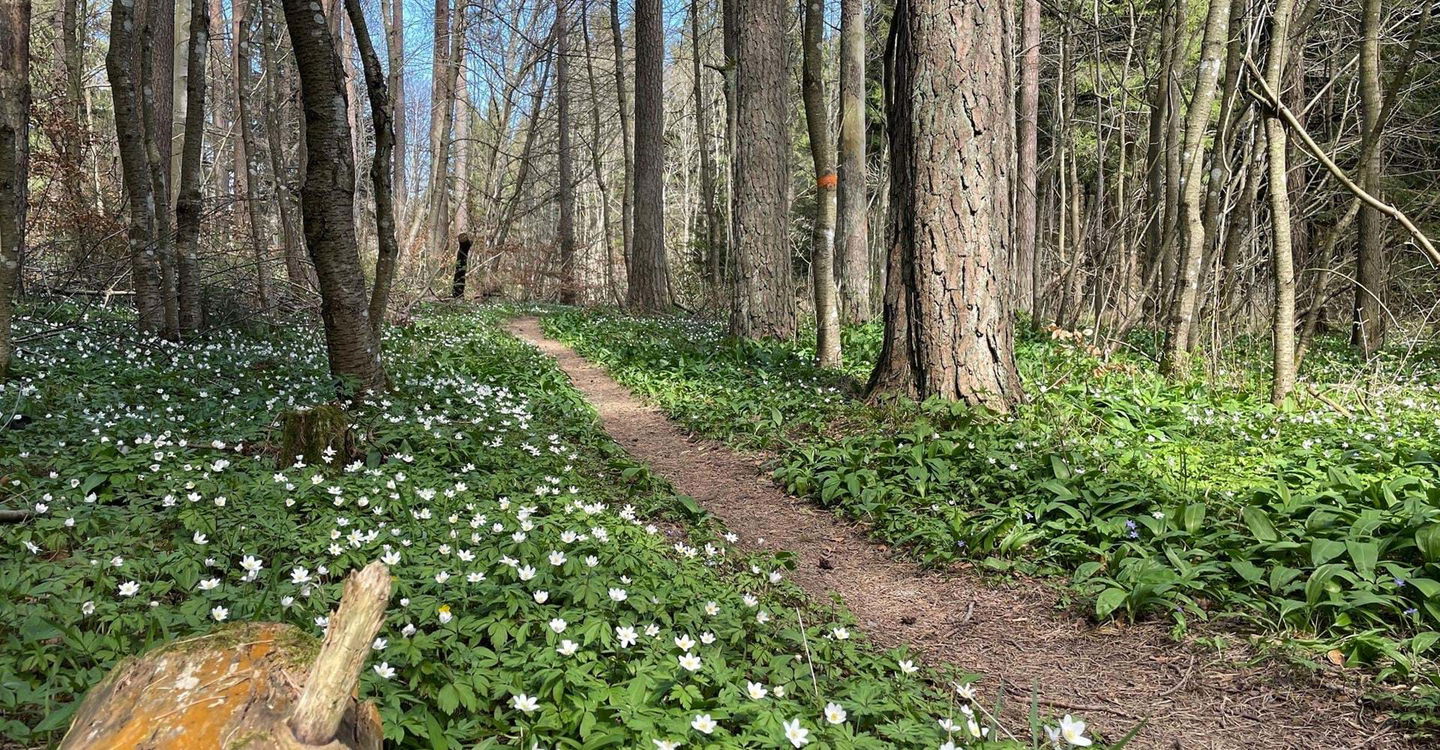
[1265,0,1297,403]
[427,1,465,267]
[557,0,578,304]
[1014,0,1040,317]
[280,0,388,393]
[263,2,310,295]
[628,0,673,311]
[146,0,180,338]
[1351,0,1386,355]
[451,232,472,297]
[609,0,634,270]
[108,0,168,335]
[57,0,89,273]
[583,0,623,305]
[836,0,870,324]
[802,0,841,367]
[1159,0,1232,375]
[0,0,29,381]
[174,0,209,333]
[866,0,1022,412]
[344,0,400,336]
[235,0,272,310]
[692,0,722,290]
[380,0,407,204]
[722,0,742,289]
[729,0,795,340]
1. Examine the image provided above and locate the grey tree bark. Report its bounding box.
[343,0,400,336]
[802,0,841,367]
[1014,0,1040,317]
[692,0,722,289]
[236,0,271,311]
[0,0,29,380]
[557,0,578,304]
[381,0,408,204]
[262,2,310,294]
[1159,0,1232,375]
[609,0,634,270]
[1351,0,1386,355]
[1265,0,1297,403]
[836,0,870,323]
[280,0,388,393]
[107,0,168,335]
[174,0,209,333]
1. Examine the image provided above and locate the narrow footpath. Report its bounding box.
[506,316,1413,750]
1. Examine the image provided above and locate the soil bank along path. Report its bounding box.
[506,316,1412,750]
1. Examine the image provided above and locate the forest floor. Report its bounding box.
[506,315,1418,750]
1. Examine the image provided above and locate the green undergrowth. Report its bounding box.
[541,308,1440,729]
[0,303,1098,749]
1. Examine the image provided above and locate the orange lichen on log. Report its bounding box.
[60,562,391,750]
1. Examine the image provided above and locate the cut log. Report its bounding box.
[60,562,392,750]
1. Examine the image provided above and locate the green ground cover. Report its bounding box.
[0,305,1078,749]
[542,308,1440,729]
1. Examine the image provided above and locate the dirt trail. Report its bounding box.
[506,316,1413,750]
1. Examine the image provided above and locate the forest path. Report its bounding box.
[505,316,1411,750]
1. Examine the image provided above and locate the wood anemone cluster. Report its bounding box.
[59,562,392,750]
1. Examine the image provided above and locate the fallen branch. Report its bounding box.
[1242,56,1439,268]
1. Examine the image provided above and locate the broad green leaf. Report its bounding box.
[1095,588,1127,619]
[1241,507,1278,543]
[1416,524,1440,563]
[1344,540,1379,579]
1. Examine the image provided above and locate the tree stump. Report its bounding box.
[278,404,357,469]
[60,562,392,750]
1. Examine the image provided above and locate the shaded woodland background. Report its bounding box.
[1,0,1438,396]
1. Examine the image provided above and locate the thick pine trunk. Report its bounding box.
[867,0,1022,412]
[729,0,795,340]
[628,0,672,311]
[281,0,388,393]
[802,0,841,367]
[0,0,29,381]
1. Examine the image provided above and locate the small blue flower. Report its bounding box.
[1394,577,1407,588]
